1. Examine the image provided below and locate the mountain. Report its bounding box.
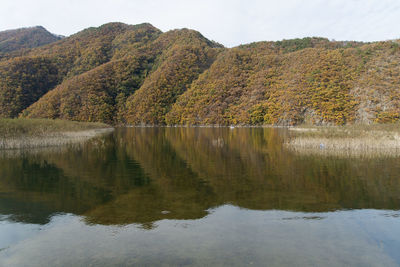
[0,26,62,55]
[167,40,400,125]
[13,23,221,124]
[0,23,399,125]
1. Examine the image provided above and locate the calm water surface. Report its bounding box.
[0,127,399,266]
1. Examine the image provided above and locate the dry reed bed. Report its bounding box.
[286,125,400,157]
[288,147,400,157]
[287,137,400,157]
[0,128,113,150]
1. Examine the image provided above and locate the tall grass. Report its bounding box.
[0,118,110,138]
[0,118,113,149]
[286,123,400,157]
[288,123,400,138]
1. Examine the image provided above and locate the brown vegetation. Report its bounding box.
[0,23,399,126]
[0,26,61,56]
[286,124,400,156]
[0,118,112,149]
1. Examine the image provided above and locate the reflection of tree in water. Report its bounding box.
[164,127,400,211]
[0,128,400,227]
[84,127,217,227]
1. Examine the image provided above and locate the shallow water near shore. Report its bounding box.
[0,127,400,266]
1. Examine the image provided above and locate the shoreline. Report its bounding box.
[124,124,400,156]
[0,128,114,150]
[124,124,291,128]
[285,137,400,157]
[285,125,400,157]
[2,119,400,155]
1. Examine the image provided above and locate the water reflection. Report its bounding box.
[1,127,400,266]
[0,127,400,227]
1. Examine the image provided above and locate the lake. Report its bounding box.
[0,127,399,266]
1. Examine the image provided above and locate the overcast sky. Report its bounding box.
[1,0,400,47]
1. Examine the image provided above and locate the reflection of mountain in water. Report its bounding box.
[0,128,400,227]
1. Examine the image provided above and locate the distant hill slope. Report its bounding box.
[167,40,400,125]
[0,23,399,125]
[0,26,62,54]
[13,23,222,124]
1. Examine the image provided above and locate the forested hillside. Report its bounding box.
[0,23,399,125]
[0,26,61,56]
[167,40,400,125]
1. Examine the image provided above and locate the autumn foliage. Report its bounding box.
[0,23,399,125]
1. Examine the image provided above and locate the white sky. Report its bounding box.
[1,0,400,47]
